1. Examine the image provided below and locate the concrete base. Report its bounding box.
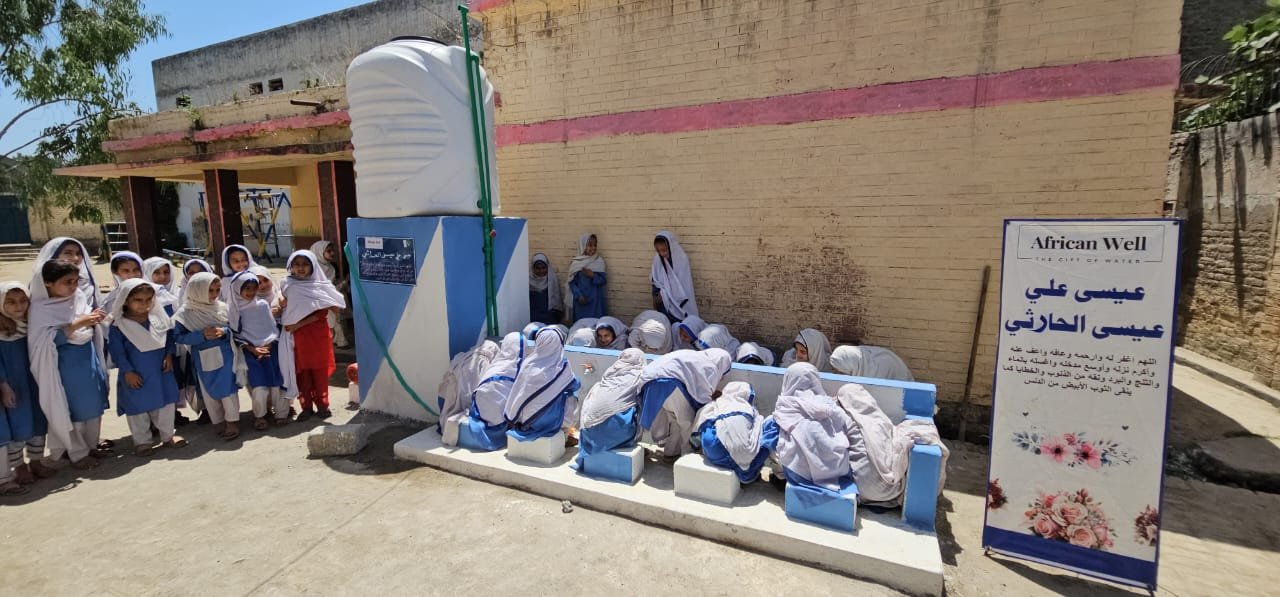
[394,429,943,596]
[507,431,566,465]
[579,445,644,484]
[674,454,741,505]
[307,424,370,457]
[1175,347,1280,408]
[785,483,858,533]
[441,416,461,447]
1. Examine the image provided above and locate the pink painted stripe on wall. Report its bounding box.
[470,0,512,13]
[496,55,1180,148]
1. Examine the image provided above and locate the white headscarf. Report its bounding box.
[310,240,338,282]
[650,231,698,321]
[564,233,606,315]
[29,245,106,462]
[673,315,707,351]
[628,310,672,354]
[830,346,914,381]
[279,250,345,398]
[736,342,775,366]
[782,328,833,372]
[220,244,257,278]
[110,279,172,352]
[472,332,524,425]
[174,273,228,331]
[177,258,213,305]
[101,251,145,317]
[35,237,99,308]
[567,317,598,342]
[228,270,278,346]
[836,384,948,505]
[639,348,733,407]
[143,257,179,314]
[0,282,29,341]
[693,381,767,472]
[594,316,628,350]
[249,265,283,311]
[696,323,740,355]
[530,253,562,316]
[579,348,646,428]
[503,327,576,425]
[773,363,853,490]
[568,327,595,347]
[437,339,501,424]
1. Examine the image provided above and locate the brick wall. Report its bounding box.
[480,0,1183,436]
[1172,113,1280,388]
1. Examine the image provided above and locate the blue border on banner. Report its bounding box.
[982,218,1180,591]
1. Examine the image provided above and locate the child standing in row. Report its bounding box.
[229,271,288,429]
[0,283,49,488]
[143,257,180,317]
[310,241,349,348]
[107,280,186,455]
[279,250,344,421]
[102,251,144,315]
[175,273,244,440]
[30,258,110,469]
[219,245,256,302]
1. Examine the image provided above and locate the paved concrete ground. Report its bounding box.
[0,254,1276,595]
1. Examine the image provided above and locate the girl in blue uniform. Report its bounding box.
[175,272,244,440]
[228,271,287,430]
[108,280,186,455]
[0,282,51,484]
[566,233,607,322]
[143,257,180,317]
[30,259,110,469]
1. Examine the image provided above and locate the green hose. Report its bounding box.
[344,242,438,417]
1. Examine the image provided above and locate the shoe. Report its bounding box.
[196,410,212,426]
[296,410,314,422]
[315,409,332,420]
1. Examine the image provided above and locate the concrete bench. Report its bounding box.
[674,454,740,505]
[578,445,645,484]
[566,345,943,531]
[785,482,859,532]
[506,431,566,465]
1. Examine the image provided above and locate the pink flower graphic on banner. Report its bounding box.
[1134,505,1160,547]
[1063,433,1079,446]
[1041,435,1071,463]
[1075,442,1103,469]
[1024,489,1116,551]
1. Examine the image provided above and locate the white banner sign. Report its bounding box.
[983,219,1180,590]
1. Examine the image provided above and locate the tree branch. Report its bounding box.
[0,97,93,144]
[1,114,95,159]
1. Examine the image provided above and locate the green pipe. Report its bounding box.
[459,5,499,337]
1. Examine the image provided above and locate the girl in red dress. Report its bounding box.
[279,250,345,421]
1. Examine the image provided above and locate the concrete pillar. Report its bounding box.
[120,176,160,257]
[317,160,358,278]
[202,169,243,275]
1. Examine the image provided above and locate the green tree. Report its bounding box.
[2,0,164,222]
[1182,0,1280,130]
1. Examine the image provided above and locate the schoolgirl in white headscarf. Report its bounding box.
[309,240,349,348]
[219,244,257,302]
[693,381,778,483]
[34,237,99,308]
[628,310,672,354]
[593,316,628,350]
[174,272,246,439]
[228,270,288,429]
[565,233,607,321]
[575,348,648,468]
[143,256,180,316]
[650,231,698,322]
[503,327,580,441]
[736,342,776,367]
[672,315,707,351]
[836,384,948,505]
[696,323,740,355]
[278,250,344,409]
[637,348,732,458]
[436,339,500,444]
[101,251,145,317]
[830,345,914,381]
[780,328,833,372]
[771,363,854,491]
[529,253,562,325]
[466,332,524,450]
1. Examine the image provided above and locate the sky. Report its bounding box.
[0,0,372,156]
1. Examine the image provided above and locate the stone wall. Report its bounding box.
[1171,113,1280,388]
[477,0,1184,435]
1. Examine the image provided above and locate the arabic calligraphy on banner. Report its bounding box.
[982,220,1180,590]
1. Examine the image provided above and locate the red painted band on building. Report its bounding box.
[469,0,512,13]
[103,111,352,153]
[496,55,1180,147]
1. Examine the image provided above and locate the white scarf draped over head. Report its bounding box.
[228,270,278,346]
[29,243,106,461]
[650,231,698,321]
[782,328,833,372]
[628,310,672,354]
[143,257,179,313]
[503,327,575,425]
[101,251,144,316]
[472,332,524,425]
[836,383,948,504]
[736,342,775,367]
[673,315,707,351]
[564,233,606,315]
[248,265,282,309]
[36,237,99,308]
[773,363,852,490]
[594,316,628,350]
[437,339,501,424]
[567,327,595,347]
[177,272,249,386]
[529,253,561,314]
[696,323,740,355]
[639,348,732,406]
[279,250,345,398]
[177,258,213,305]
[579,348,647,428]
[110,279,172,352]
[221,244,257,278]
[0,282,29,341]
[567,317,597,343]
[309,240,338,281]
[693,380,767,471]
[830,345,915,381]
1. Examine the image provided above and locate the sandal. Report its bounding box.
[97,439,115,450]
[273,418,291,427]
[13,464,35,486]
[71,457,100,470]
[89,448,113,459]
[134,444,157,457]
[222,425,240,441]
[28,460,56,479]
[165,436,189,449]
[0,481,30,496]
[315,409,332,420]
[254,418,269,431]
[296,410,314,422]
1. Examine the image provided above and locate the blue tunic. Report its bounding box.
[638,378,697,430]
[506,378,581,442]
[569,270,607,322]
[529,289,562,325]
[108,324,181,416]
[54,331,109,422]
[0,337,46,441]
[240,341,284,389]
[574,407,639,470]
[174,323,239,399]
[465,400,508,451]
[698,415,779,484]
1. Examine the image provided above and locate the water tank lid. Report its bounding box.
[388,36,448,45]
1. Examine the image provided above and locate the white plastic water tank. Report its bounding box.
[346,37,499,217]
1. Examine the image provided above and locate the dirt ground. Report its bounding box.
[0,255,1276,595]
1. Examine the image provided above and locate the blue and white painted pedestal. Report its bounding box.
[348,216,529,422]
